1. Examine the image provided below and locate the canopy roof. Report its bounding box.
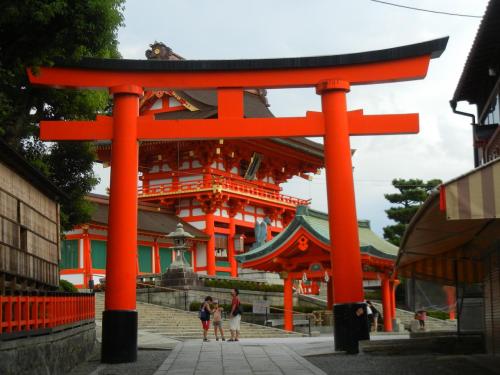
[396,159,500,285]
[236,206,397,276]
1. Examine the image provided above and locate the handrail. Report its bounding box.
[138,177,310,207]
[0,293,95,336]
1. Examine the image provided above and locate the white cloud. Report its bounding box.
[94,0,489,237]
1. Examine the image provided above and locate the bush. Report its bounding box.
[203,279,283,293]
[59,279,78,293]
[189,301,252,313]
[427,310,449,320]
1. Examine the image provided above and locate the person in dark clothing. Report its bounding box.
[199,296,213,342]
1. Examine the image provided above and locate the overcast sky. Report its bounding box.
[92,0,489,236]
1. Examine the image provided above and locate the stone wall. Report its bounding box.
[136,286,299,310]
[0,323,96,375]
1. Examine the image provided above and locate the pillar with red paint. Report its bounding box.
[101,84,143,364]
[381,277,393,332]
[317,80,368,352]
[284,276,294,331]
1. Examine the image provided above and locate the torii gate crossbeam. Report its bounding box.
[28,37,448,361]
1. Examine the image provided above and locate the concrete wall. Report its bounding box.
[0,323,95,375]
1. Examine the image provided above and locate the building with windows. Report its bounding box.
[60,194,209,288]
[450,0,500,167]
[0,139,62,292]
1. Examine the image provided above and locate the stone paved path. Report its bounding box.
[153,339,327,375]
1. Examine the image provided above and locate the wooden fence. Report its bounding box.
[0,293,94,338]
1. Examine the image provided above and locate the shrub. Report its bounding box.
[427,310,449,320]
[59,279,78,293]
[203,278,283,293]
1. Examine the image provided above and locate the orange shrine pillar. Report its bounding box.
[284,276,294,331]
[82,228,92,289]
[101,84,142,364]
[228,216,238,277]
[205,212,216,276]
[153,240,161,274]
[317,80,368,352]
[327,278,334,310]
[391,279,400,320]
[381,277,393,332]
[444,285,456,320]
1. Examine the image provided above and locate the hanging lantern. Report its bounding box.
[324,271,330,283]
[302,272,308,283]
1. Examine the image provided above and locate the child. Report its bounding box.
[199,296,213,342]
[212,301,226,341]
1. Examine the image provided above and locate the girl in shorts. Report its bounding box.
[212,301,226,341]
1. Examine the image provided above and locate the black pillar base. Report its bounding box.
[333,303,370,354]
[101,310,138,363]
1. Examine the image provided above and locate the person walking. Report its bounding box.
[365,300,373,332]
[415,309,427,330]
[213,301,226,341]
[366,300,379,332]
[228,288,241,342]
[199,296,213,342]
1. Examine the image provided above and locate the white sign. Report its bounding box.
[253,300,270,315]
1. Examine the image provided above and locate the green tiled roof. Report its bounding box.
[236,206,398,264]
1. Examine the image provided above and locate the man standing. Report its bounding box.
[228,288,241,342]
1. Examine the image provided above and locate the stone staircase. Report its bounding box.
[298,295,457,332]
[370,301,457,332]
[94,293,302,340]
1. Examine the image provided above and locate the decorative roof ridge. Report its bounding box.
[296,205,371,227]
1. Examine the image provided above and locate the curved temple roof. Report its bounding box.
[54,38,448,72]
[236,206,398,266]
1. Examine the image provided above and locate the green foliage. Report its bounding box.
[427,310,449,320]
[58,279,78,292]
[364,289,382,301]
[383,178,442,246]
[0,0,125,230]
[203,279,284,293]
[188,301,316,314]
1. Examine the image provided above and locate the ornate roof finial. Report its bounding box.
[145,41,173,60]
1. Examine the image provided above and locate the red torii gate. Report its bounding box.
[28,37,447,362]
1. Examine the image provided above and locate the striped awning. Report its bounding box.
[441,158,500,220]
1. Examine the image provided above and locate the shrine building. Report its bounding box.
[236,206,399,332]
[60,43,324,284]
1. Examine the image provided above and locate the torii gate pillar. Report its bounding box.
[101,85,143,363]
[318,80,368,352]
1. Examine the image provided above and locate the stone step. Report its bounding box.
[94,293,302,340]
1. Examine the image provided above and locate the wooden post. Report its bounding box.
[284,276,294,331]
[327,278,334,310]
[228,217,238,277]
[205,212,216,276]
[317,80,367,351]
[382,277,393,332]
[101,84,142,364]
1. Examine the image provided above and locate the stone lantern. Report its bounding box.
[167,223,194,270]
[161,223,202,288]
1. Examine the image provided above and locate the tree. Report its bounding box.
[0,0,125,230]
[383,178,442,246]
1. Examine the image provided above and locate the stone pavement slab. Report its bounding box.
[95,320,179,350]
[153,339,327,375]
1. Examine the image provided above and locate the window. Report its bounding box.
[91,240,107,269]
[60,240,79,269]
